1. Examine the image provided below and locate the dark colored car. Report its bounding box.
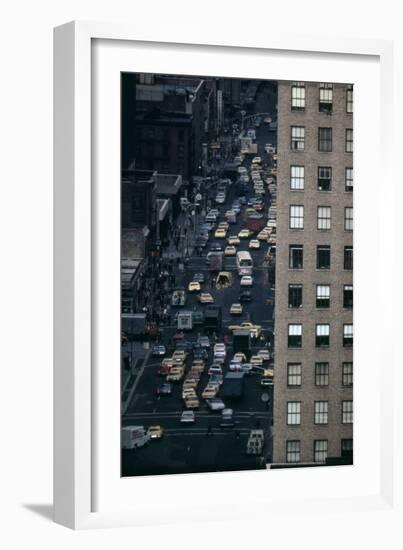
[152,344,166,357]
[193,272,205,283]
[175,340,193,351]
[239,290,253,302]
[210,242,222,252]
[156,382,172,396]
[193,348,208,360]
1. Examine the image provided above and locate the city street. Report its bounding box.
[122,81,278,476]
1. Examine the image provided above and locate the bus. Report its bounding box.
[236,251,253,276]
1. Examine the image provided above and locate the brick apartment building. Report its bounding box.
[272,80,354,466]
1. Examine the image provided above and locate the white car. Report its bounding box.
[208,364,223,375]
[249,239,260,249]
[240,275,254,287]
[181,410,195,423]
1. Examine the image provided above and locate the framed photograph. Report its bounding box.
[54,21,397,529]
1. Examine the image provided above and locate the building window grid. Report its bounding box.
[345,207,353,231]
[289,245,304,269]
[289,205,304,229]
[288,324,302,348]
[342,400,353,424]
[317,245,331,269]
[315,362,329,386]
[345,167,353,191]
[287,363,302,387]
[318,166,332,191]
[319,83,333,113]
[342,362,353,387]
[317,206,332,230]
[346,129,353,153]
[343,324,353,347]
[316,284,330,308]
[291,126,305,150]
[291,84,306,110]
[314,401,329,424]
[290,165,305,190]
[316,324,330,347]
[341,438,353,456]
[344,246,353,270]
[314,440,328,463]
[287,401,301,425]
[318,127,333,152]
[343,284,353,308]
[288,284,303,308]
[346,84,353,113]
[286,440,301,463]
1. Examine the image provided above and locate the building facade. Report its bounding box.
[272,81,354,466]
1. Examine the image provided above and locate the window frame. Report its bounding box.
[289,244,304,269]
[314,439,329,463]
[342,362,353,387]
[318,127,333,152]
[317,206,332,230]
[288,324,302,348]
[288,284,303,309]
[286,440,301,463]
[317,245,331,269]
[287,363,302,387]
[345,167,353,192]
[343,323,353,347]
[289,205,304,229]
[345,207,353,231]
[318,166,332,191]
[291,125,305,150]
[342,400,353,424]
[343,284,353,308]
[316,284,330,308]
[319,83,333,114]
[291,83,306,111]
[344,246,353,270]
[345,128,353,153]
[290,165,305,190]
[315,323,330,348]
[287,401,301,425]
[314,400,329,425]
[315,362,330,386]
[346,84,353,114]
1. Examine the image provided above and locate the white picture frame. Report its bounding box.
[54,21,400,530]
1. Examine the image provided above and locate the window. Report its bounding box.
[287,363,302,387]
[343,285,353,308]
[290,165,304,190]
[317,245,331,269]
[286,440,301,463]
[346,84,353,113]
[289,245,303,269]
[318,166,332,191]
[319,83,333,113]
[291,83,306,110]
[317,206,331,230]
[318,127,332,152]
[291,126,305,150]
[288,324,302,348]
[346,129,353,153]
[289,205,304,229]
[342,362,353,386]
[341,438,353,457]
[316,285,330,308]
[288,284,303,308]
[314,440,328,463]
[315,362,329,386]
[345,167,353,191]
[343,324,353,347]
[344,246,353,270]
[287,401,301,425]
[342,400,353,424]
[314,401,328,424]
[345,207,353,231]
[316,324,330,347]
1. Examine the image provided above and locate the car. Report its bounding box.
[229,360,243,371]
[188,281,201,292]
[175,340,193,352]
[224,245,237,256]
[231,204,241,214]
[166,366,185,382]
[249,239,260,249]
[181,410,195,423]
[230,303,243,315]
[239,363,254,375]
[228,321,262,338]
[210,242,222,252]
[228,235,240,246]
[218,221,229,230]
[257,349,270,361]
[205,212,217,222]
[198,293,214,304]
[197,336,210,348]
[240,275,254,287]
[214,228,227,239]
[215,193,226,204]
[172,350,187,362]
[239,290,253,302]
[209,374,224,386]
[257,230,270,241]
[206,398,226,411]
[202,387,218,399]
[193,272,205,283]
[156,382,172,395]
[184,396,200,409]
[208,364,223,376]
[147,425,164,439]
[238,229,251,239]
[152,344,166,357]
[251,355,264,366]
[233,352,247,363]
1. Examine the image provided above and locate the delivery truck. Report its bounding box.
[177,310,193,331]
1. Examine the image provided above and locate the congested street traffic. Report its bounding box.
[122,81,279,476]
